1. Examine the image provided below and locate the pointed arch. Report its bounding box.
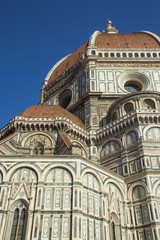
[110,212,121,240]
[5,199,29,240]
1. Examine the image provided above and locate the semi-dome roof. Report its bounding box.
[18,105,86,129]
[45,24,160,86]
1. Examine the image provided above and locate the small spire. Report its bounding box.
[104,19,119,34]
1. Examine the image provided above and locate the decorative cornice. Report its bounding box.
[96,63,160,68]
[108,91,160,115]
[86,48,160,60]
[0,116,89,141]
[96,110,160,143]
[2,109,160,145]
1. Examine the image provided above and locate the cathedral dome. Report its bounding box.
[18,105,86,129]
[46,41,89,85]
[44,23,160,87]
[94,32,160,49]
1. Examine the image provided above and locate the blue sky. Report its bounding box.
[0,0,160,129]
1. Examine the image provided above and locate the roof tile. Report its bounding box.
[95,32,160,49]
[48,41,88,85]
[18,105,86,130]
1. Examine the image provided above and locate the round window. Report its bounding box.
[117,72,150,93]
[124,83,141,93]
[59,89,72,109]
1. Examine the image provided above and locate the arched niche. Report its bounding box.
[45,167,72,183]
[83,173,100,192]
[106,183,123,240]
[124,102,134,114]
[132,185,146,201]
[43,167,73,239]
[33,142,44,155]
[132,185,149,226]
[5,199,29,240]
[72,141,87,158]
[126,131,138,146]
[146,127,160,141]
[143,99,156,110]
[101,141,121,158]
[111,212,121,240]
[22,133,54,155]
[82,173,101,218]
[106,183,123,201]
[10,167,38,183]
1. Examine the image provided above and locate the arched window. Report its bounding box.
[11,168,37,183]
[82,173,101,218]
[105,184,123,239]
[132,186,146,200]
[146,127,160,141]
[33,142,44,155]
[132,186,149,226]
[124,83,141,93]
[124,102,134,114]
[10,202,28,240]
[101,141,121,158]
[111,221,116,240]
[72,142,87,158]
[59,89,72,109]
[110,212,121,240]
[143,99,156,110]
[126,131,138,146]
[83,173,100,192]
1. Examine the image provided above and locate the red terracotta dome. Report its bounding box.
[18,105,86,129]
[47,41,88,85]
[45,27,160,86]
[94,32,160,49]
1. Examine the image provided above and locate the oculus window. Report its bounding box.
[124,83,141,93]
